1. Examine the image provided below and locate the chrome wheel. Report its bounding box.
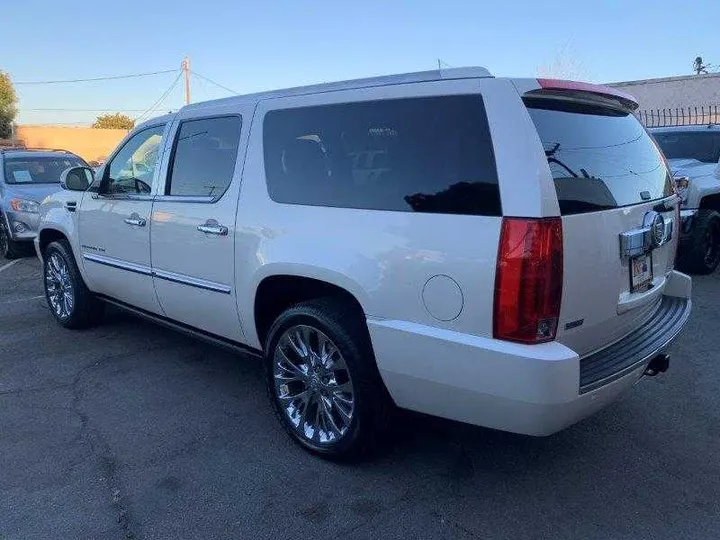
[45,253,74,319]
[273,325,355,445]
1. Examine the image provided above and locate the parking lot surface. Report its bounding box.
[1,255,719,540]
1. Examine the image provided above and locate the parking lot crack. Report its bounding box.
[71,356,138,540]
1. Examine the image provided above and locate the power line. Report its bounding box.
[20,108,148,112]
[190,70,238,95]
[14,69,178,85]
[135,72,183,122]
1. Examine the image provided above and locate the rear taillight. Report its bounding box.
[493,217,563,344]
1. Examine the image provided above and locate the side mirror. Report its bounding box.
[60,166,94,192]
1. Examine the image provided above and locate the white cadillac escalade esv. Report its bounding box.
[36,68,692,459]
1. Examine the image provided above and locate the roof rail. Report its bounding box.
[0,147,74,154]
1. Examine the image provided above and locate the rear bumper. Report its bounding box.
[368,271,692,436]
[579,295,690,393]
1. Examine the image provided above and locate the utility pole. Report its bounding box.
[182,57,191,104]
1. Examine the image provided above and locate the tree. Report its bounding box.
[0,71,18,139]
[537,42,591,82]
[92,113,135,130]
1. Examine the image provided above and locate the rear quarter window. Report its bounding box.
[525,98,673,215]
[262,95,501,216]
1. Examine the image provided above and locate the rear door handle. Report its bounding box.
[197,220,228,236]
[124,214,146,227]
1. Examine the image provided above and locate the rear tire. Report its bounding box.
[264,298,392,460]
[43,240,104,329]
[0,218,22,260]
[678,210,720,275]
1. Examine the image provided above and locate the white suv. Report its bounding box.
[37,68,692,458]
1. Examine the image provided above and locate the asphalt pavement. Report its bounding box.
[1,255,719,540]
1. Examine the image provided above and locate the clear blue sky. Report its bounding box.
[4,0,718,126]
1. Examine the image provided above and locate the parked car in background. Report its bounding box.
[651,125,720,274]
[36,69,691,459]
[0,148,87,259]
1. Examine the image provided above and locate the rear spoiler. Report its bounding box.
[525,78,639,112]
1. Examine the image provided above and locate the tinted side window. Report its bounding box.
[166,116,242,198]
[106,125,165,194]
[263,96,500,216]
[653,132,720,164]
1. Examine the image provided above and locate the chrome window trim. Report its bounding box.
[153,268,232,294]
[153,195,217,204]
[90,193,155,202]
[83,253,152,275]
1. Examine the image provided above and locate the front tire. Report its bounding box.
[264,299,391,460]
[0,218,22,259]
[43,240,104,329]
[679,210,720,275]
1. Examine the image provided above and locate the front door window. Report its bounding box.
[105,125,165,195]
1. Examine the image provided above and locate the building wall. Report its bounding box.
[15,125,128,164]
[609,73,720,110]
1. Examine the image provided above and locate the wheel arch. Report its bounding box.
[250,266,372,350]
[38,227,71,257]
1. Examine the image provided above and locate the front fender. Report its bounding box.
[681,173,720,209]
[37,191,84,268]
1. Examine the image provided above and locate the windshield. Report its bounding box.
[525,98,673,215]
[653,131,720,164]
[3,156,85,185]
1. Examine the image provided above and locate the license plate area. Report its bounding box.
[630,253,653,293]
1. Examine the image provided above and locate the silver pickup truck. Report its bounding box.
[652,125,720,274]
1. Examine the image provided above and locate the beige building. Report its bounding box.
[609,73,720,126]
[13,125,129,164]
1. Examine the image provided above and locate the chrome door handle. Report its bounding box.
[197,223,228,236]
[124,217,146,227]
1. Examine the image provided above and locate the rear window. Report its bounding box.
[263,95,500,216]
[3,156,85,185]
[652,131,720,164]
[525,98,673,215]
